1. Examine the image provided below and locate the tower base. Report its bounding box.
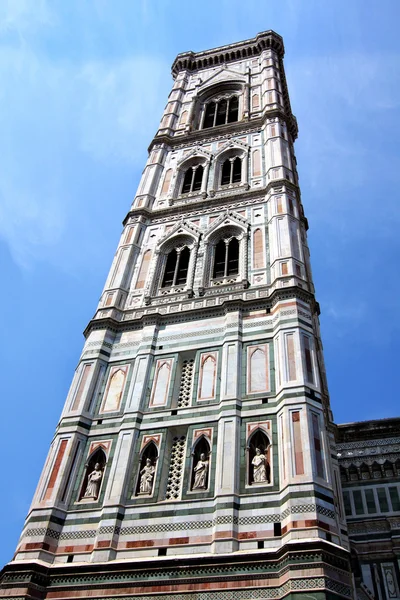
[0,541,353,600]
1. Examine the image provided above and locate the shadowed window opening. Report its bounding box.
[213,237,239,279]
[181,165,204,193]
[161,246,190,288]
[221,157,242,185]
[202,96,239,129]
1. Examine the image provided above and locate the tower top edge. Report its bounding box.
[171,30,284,78]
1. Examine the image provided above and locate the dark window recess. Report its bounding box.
[171,409,177,416]
[203,102,216,128]
[228,95,239,122]
[161,246,190,288]
[181,165,204,194]
[221,160,231,185]
[67,555,74,563]
[213,237,239,279]
[365,489,377,514]
[158,548,167,556]
[326,532,332,542]
[389,487,400,511]
[353,490,364,515]
[377,488,389,512]
[216,98,227,126]
[274,522,282,536]
[227,237,239,275]
[202,96,239,129]
[262,398,268,404]
[232,157,242,182]
[221,157,242,186]
[97,419,103,425]
[343,491,352,516]
[257,541,264,549]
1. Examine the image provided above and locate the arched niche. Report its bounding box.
[79,447,107,501]
[360,463,370,480]
[247,429,271,486]
[190,436,211,491]
[136,441,158,496]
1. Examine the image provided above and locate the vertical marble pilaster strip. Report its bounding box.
[106,432,134,502]
[71,364,92,411]
[43,439,68,501]
[291,411,304,475]
[286,333,296,381]
[127,355,151,411]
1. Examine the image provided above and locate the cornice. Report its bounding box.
[123,178,303,227]
[171,30,285,77]
[83,285,319,338]
[148,107,298,154]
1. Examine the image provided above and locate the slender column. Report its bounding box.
[242,150,249,187]
[185,94,197,132]
[201,159,211,196]
[199,104,206,130]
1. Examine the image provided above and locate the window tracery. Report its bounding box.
[202,95,239,129]
[181,164,204,194]
[165,436,186,500]
[212,237,239,279]
[161,245,190,288]
[221,157,242,186]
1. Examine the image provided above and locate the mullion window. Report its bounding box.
[202,96,238,129]
[221,157,242,185]
[212,238,239,279]
[162,247,190,288]
[181,165,204,194]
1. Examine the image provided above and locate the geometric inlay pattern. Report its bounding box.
[177,359,194,408]
[165,436,186,500]
[69,578,351,600]
[22,503,335,540]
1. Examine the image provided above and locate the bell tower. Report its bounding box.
[1,31,353,600]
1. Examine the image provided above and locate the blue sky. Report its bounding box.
[0,0,399,565]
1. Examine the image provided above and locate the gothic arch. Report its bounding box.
[79,447,107,502]
[173,149,212,198]
[135,441,158,497]
[211,142,249,190]
[190,435,211,491]
[247,428,271,486]
[147,222,201,299]
[194,78,245,130]
[202,214,249,289]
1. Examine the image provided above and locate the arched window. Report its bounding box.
[161,246,190,288]
[213,237,239,279]
[221,157,242,185]
[181,165,204,193]
[202,96,239,129]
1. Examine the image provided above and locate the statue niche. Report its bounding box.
[248,430,271,486]
[136,441,158,496]
[79,448,106,501]
[191,437,210,491]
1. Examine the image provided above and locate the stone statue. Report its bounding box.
[139,458,156,494]
[83,463,103,499]
[251,448,269,483]
[192,453,209,490]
